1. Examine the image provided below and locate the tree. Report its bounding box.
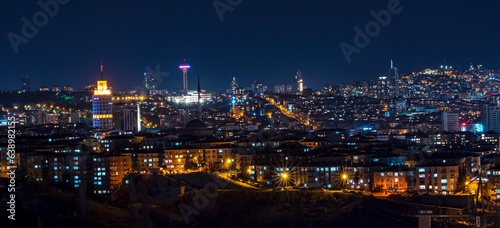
[456,166,469,194]
[184,160,197,170]
[373,185,383,192]
[353,171,360,186]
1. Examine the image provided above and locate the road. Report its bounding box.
[217,172,263,190]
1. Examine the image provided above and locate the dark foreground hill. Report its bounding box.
[1,174,492,227]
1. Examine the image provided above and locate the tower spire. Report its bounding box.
[197,74,202,120]
[100,61,104,80]
[179,59,190,96]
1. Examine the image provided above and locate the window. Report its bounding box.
[441,179,447,184]
[380,173,384,177]
[433,173,438,178]
[419,168,425,173]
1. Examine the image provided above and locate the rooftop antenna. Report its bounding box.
[100,61,104,80]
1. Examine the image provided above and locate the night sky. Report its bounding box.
[1,0,499,92]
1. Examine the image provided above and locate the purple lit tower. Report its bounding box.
[179,59,191,96]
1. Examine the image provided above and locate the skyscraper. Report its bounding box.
[441,111,459,132]
[388,60,401,98]
[179,59,190,96]
[376,76,389,99]
[294,69,304,94]
[230,77,238,94]
[482,103,500,133]
[92,63,113,130]
[112,103,138,132]
[253,81,264,94]
[21,75,31,92]
[143,72,158,91]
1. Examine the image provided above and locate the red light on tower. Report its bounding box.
[461,122,467,126]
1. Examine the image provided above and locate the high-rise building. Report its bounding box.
[482,103,500,133]
[286,84,293,93]
[482,103,490,131]
[93,63,113,130]
[376,76,389,99]
[253,81,264,94]
[441,111,459,132]
[113,103,137,132]
[295,70,304,93]
[388,60,401,98]
[274,85,286,93]
[230,77,238,94]
[179,59,190,96]
[21,75,31,92]
[143,72,158,91]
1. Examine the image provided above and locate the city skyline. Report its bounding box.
[3,1,500,227]
[2,1,500,92]
[3,59,496,93]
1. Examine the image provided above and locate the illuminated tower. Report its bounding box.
[179,59,190,96]
[294,69,304,94]
[92,62,113,130]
